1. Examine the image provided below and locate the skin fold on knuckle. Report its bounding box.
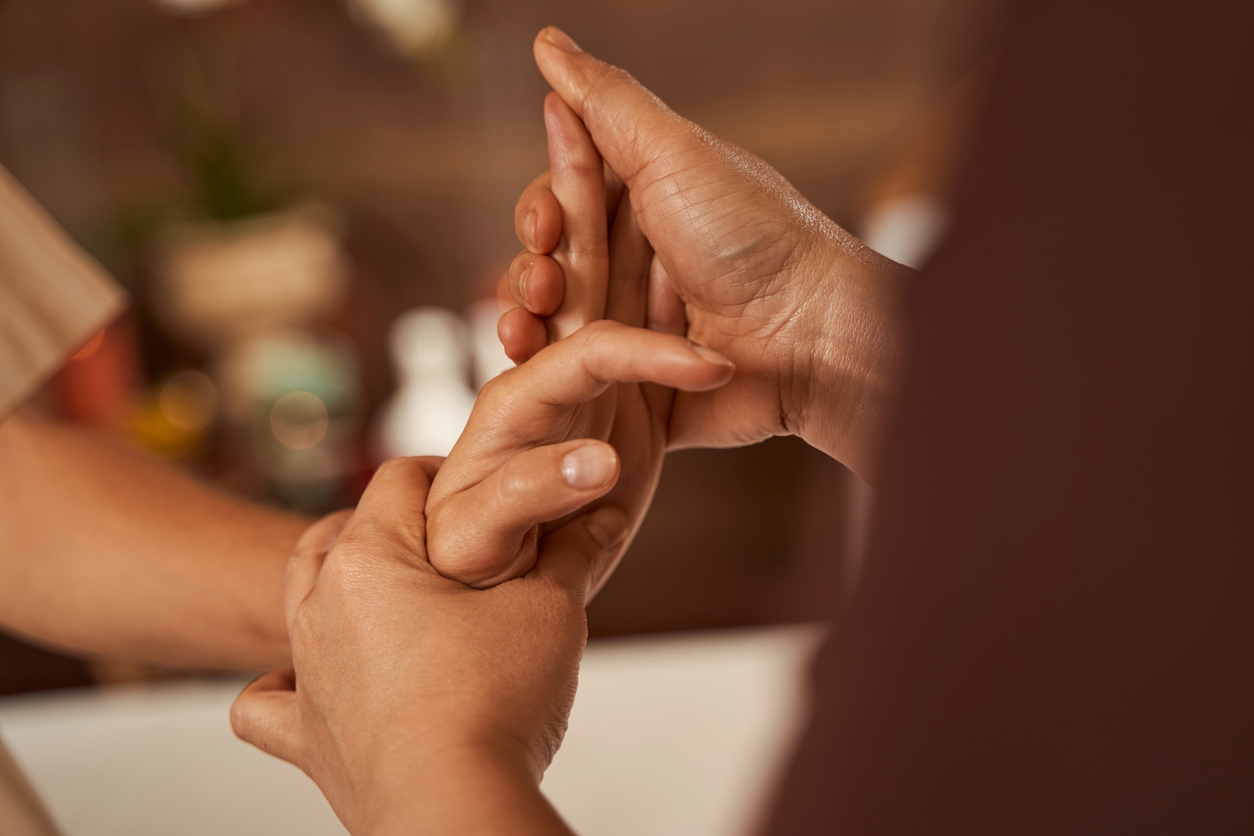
[580,62,635,127]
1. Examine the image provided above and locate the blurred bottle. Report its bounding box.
[467,297,513,391]
[376,306,476,459]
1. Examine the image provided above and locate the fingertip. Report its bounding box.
[510,253,564,315]
[676,342,736,391]
[540,26,582,55]
[515,181,562,254]
[498,307,549,364]
[688,343,735,371]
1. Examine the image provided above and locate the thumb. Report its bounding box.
[230,667,306,769]
[533,27,698,190]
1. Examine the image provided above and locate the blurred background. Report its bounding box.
[0,0,996,694]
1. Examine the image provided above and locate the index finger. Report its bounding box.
[343,456,443,563]
[544,92,608,341]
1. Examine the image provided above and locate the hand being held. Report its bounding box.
[508,28,912,481]
[425,93,734,589]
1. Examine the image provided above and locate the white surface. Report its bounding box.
[0,625,824,836]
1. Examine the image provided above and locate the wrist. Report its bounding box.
[785,218,912,483]
[361,737,567,836]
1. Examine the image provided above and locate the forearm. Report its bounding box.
[0,410,303,669]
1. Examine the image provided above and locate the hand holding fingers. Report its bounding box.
[426,322,733,584]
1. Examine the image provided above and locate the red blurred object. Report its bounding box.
[51,315,140,429]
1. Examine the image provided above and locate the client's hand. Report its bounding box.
[424,319,733,588]
[425,91,733,588]
[230,458,610,835]
[507,27,913,481]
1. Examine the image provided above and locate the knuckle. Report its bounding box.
[580,318,619,342]
[497,455,540,499]
[561,238,606,264]
[373,456,409,480]
[584,64,636,111]
[228,697,255,740]
[480,367,513,399]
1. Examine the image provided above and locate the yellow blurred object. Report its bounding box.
[159,370,218,434]
[130,371,219,458]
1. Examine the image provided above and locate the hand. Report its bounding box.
[425,319,732,588]
[507,27,913,481]
[426,94,734,588]
[230,457,612,835]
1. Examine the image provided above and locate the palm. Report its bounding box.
[625,133,830,450]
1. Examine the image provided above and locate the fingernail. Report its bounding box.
[562,444,617,490]
[688,342,735,369]
[519,261,534,308]
[525,210,538,248]
[545,27,582,54]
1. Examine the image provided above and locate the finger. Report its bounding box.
[427,439,620,588]
[508,250,565,316]
[535,28,702,191]
[514,167,623,258]
[284,510,352,629]
[646,257,687,337]
[603,164,625,228]
[498,306,548,365]
[347,456,441,559]
[515,319,735,409]
[514,171,561,254]
[544,91,608,341]
[604,189,652,329]
[230,667,305,768]
[533,504,631,604]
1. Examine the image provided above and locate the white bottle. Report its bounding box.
[467,298,515,391]
[376,307,477,458]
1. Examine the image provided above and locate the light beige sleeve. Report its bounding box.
[0,739,61,836]
[0,163,127,420]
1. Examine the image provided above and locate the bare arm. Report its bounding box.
[0,409,301,669]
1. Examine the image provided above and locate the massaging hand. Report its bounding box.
[425,92,733,588]
[230,458,606,835]
[506,27,912,481]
